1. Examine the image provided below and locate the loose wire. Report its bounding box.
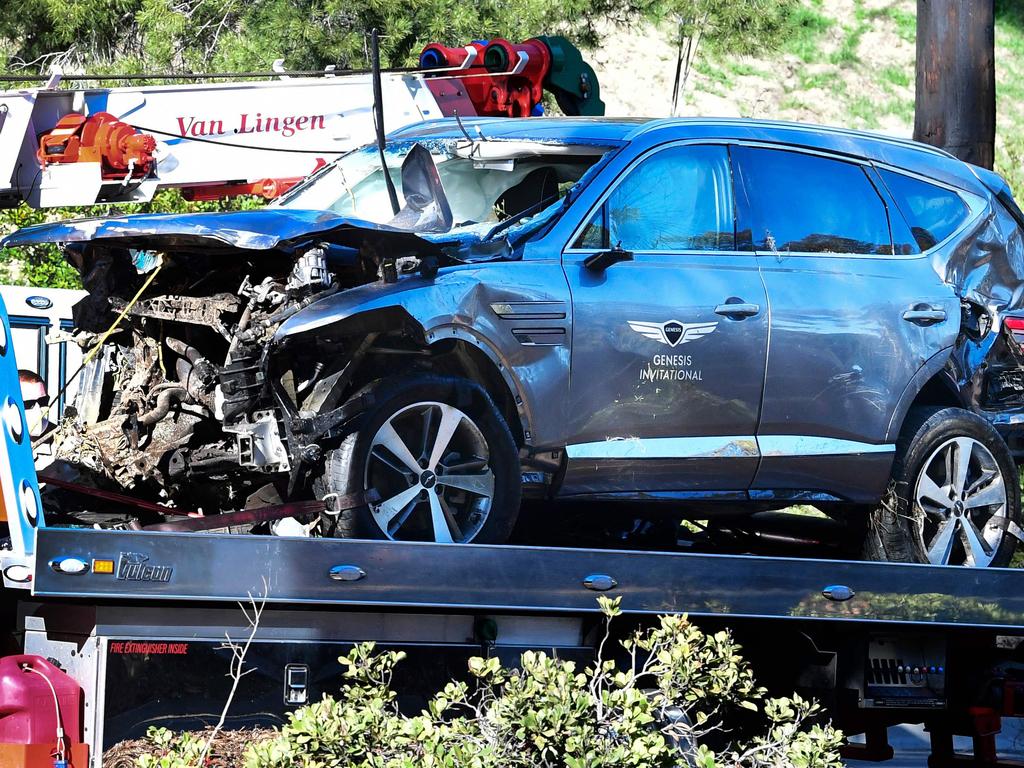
[0,67,419,82]
[21,663,68,761]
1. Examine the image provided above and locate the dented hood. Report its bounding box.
[0,209,440,254]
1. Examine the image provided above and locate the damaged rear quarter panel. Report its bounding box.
[938,194,1024,418]
[938,193,1024,317]
[887,190,1024,440]
[275,261,573,448]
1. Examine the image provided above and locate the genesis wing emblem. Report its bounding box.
[627,320,718,347]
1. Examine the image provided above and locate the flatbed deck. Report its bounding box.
[27,526,1024,629]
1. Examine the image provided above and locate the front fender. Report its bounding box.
[274,275,441,340]
[274,264,574,448]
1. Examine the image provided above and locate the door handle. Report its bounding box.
[714,302,760,318]
[902,307,947,325]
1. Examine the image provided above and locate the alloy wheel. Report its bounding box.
[364,401,495,542]
[913,436,1008,566]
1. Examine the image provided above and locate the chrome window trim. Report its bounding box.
[731,139,872,166]
[563,248,758,258]
[565,434,894,460]
[632,118,956,161]
[750,249,928,262]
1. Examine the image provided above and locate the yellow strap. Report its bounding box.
[81,261,164,368]
[30,261,163,444]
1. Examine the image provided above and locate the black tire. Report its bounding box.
[313,374,521,544]
[863,406,1021,566]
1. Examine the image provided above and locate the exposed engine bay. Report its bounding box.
[16,136,612,533]
[56,240,342,512]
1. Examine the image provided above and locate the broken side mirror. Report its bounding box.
[584,245,633,272]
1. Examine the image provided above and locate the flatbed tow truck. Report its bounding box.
[0,285,1022,767]
[5,38,1024,768]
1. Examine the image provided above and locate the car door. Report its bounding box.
[559,142,769,496]
[732,145,961,503]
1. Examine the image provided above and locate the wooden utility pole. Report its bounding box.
[914,0,995,169]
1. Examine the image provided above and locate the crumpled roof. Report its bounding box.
[0,208,440,254]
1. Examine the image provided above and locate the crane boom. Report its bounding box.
[0,36,603,209]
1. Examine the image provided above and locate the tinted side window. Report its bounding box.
[573,144,734,251]
[575,205,607,249]
[878,168,969,251]
[736,147,892,255]
[870,166,921,256]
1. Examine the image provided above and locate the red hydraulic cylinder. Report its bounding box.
[419,41,489,71]
[420,37,554,118]
[482,38,552,114]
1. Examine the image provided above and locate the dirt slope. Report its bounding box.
[592,0,1023,193]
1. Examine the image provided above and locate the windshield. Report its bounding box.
[275,138,611,233]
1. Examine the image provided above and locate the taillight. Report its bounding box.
[1004,316,1024,348]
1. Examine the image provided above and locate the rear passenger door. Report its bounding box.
[733,146,961,503]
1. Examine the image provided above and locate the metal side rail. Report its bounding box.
[27,527,1024,628]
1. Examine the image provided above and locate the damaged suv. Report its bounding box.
[6,117,1024,567]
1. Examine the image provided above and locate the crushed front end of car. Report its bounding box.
[1,132,613,532]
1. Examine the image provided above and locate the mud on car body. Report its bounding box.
[6,116,1024,566]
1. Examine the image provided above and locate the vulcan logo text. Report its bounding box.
[117,552,173,583]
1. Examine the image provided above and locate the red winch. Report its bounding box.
[37,111,156,180]
[418,37,555,118]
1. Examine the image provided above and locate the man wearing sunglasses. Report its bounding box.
[19,369,55,467]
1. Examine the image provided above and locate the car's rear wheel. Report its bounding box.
[314,375,521,543]
[863,406,1021,567]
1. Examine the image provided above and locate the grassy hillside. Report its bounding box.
[595,0,1024,194]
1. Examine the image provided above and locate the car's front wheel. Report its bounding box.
[863,406,1021,567]
[314,374,521,544]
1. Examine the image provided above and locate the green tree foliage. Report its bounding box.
[1,0,796,75]
[1,0,555,73]
[663,0,797,113]
[137,600,844,768]
[997,0,1024,33]
[0,203,81,289]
